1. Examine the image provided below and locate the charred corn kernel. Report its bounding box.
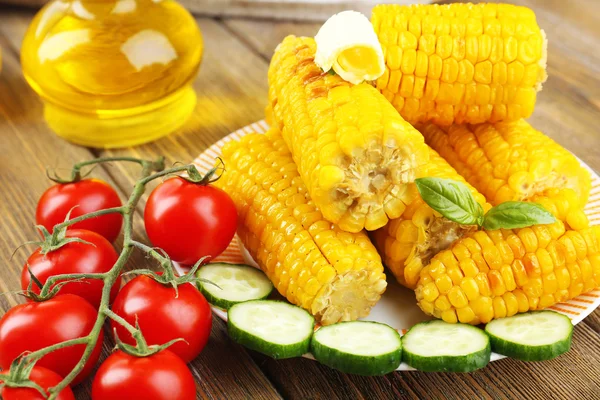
[372,3,547,125]
[218,129,387,325]
[419,120,591,225]
[415,222,600,324]
[372,147,490,289]
[268,36,429,233]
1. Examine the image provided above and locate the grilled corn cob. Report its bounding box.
[268,35,430,233]
[217,129,387,325]
[415,222,600,324]
[372,148,491,289]
[372,3,547,125]
[419,120,591,209]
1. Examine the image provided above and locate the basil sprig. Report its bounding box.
[415,178,556,230]
[415,178,485,226]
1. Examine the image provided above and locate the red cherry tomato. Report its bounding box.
[110,275,212,363]
[0,366,75,400]
[0,294,104,385]
[92,350,196,400]
[36,179,123,242]
[21,229,121,309]
[144,177,237,265]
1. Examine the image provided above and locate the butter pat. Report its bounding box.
[314,10,385,85]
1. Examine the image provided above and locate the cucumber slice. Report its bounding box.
[402,320,490,372]
[485,311,573,361]
[227,300,315,359]
[197,263,273,309]
[311,321,402,376]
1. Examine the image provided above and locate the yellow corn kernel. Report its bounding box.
[218,130,387,325]
[434,295,452,311]
[422,282,440,302]
[268,36,429,233]
[448,286,469,308]
[471,296,494,323]
[435,275,454,294]
[372,3,547,125]
[441,309,458,323]
[457,306,476,324]
[460,277,480,301]
[502,292,519,317]
[415,225,600,324]
[493,297,507,319]
[418,121,592,219]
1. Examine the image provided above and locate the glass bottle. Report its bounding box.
[21,0,203,148]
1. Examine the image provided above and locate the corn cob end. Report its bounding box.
[312,268,387,325]
[219,130,388,326]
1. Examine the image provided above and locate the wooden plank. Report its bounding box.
[0,32,113,400]
[0,0,427,22]
[0,13,281,400]
[224,19,321,60]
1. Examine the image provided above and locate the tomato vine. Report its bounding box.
[0,156,212,399]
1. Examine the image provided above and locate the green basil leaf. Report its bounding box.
[415,177,485,226]
[482,201,557,230]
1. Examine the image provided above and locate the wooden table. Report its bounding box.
[1,1,599,399]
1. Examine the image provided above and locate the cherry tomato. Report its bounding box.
[110,275,212,363]
[21,229,121,309]
[0,294,104,385]
[144,177,237,265]
[92,350,196,400]
[0,366,75,400]
[37,179,123,242]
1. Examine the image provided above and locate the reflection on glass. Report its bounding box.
[21,0,204,148]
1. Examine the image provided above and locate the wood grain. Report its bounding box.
[1,1,600,399]
[0,0,428,22]
[0,0,375,21]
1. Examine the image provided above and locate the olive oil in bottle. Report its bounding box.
[21,0,203,148]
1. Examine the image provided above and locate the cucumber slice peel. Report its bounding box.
[197,263,273,309]
[485,311,573,361]
[311,321,402,376]
[402,320,490,372]
[227,300,314,359]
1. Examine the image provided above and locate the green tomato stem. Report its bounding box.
[38,273,107,298]
[104,309,138,336]
[50,206,125,232]
[20,337,90,362]
[47,156,165,184]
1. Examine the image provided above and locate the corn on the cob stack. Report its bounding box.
[372,3,547,125]
[372,148,491,289]
[217,129,387,325]
[267,35,430,233]
[415,221,600,324]
[419,120,591,212]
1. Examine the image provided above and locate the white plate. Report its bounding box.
[178,120,600,371]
